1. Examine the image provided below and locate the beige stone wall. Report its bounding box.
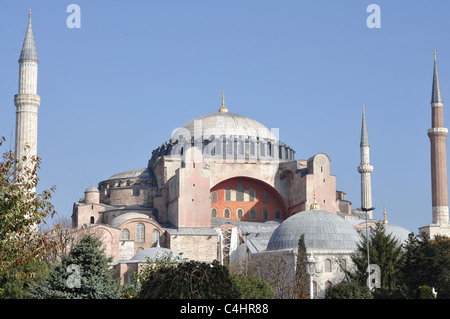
[169,234,217,262]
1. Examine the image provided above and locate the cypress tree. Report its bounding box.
[294,234,310,299]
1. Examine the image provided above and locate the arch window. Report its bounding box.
[249,188,255,202]
[90,216,95,224]
[136,223,145,243]
[263,210,269,220]
[121,228,130,240]
[325,281,333,294]
[236,183,244,201]
[275,209,282,219]
[225,187,231,201]
[237,208,244,219]
[211,207,218,218]
[263,193,268,203]
[224,208,231,219]
[325,259,332,273]
[250,209,257,219]
[151,229,160,244]
[211,191,218,203]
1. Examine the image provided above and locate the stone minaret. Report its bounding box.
[14,11,40,174]
[358,105,374,218]
[428,51,449,226]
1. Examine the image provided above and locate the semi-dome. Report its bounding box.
[267,210,361,251]
[106,168,151,181]
[110,212,152,228]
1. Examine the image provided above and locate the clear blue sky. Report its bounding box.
[1,1,449,233]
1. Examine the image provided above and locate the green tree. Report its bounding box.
[350,223,404,297]
[400,233,450,299]
[231,273,274,299]
[137,258,240,299]
[0,137,60,297]
[28,235,121,299]
[294,234,310,299]
[325,280,373,299]
[0,259,50,299]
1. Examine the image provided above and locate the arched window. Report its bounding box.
[225,187,231,201]
[325,281,333,294]
[275,209,281,219]
[339,259,347,272]
[136,223,145,243]
[325,259,332,273]
[237,208,244,219]
[236,183,244,201]
[211,191,218,203]
[263,210,269,220]
[121,228,130,240]
[250,209,257,219]
[224,208,231,219]
[151,229,160,244]
[263,193,268,203]
[211,207,218,218]
[249,188,255,202]
[90,216,95,224]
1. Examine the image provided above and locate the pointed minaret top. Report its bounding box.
[218,91,229,113]
[19,10,38,63]
[431,50,442,104]
[360,104,370,147]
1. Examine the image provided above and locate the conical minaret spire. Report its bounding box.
[358,105,374,218]
[14,11,41,179]
[432,50,442,104]
[360,104,369,147]
[19,10,38,63]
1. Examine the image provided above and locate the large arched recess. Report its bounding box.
[210,176,288,222]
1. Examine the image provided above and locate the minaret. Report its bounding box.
[428,50,449,227]
[14,10,40,174]
[358,105,374,218]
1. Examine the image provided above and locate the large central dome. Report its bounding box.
[172,112,278,141]
[149,94,295,163]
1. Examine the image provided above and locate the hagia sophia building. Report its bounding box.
[11,14,450,298]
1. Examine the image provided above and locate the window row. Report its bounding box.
[211,207,282,220]
[211,184,269,203]
[323,258,347,273]
[120,223,160,243]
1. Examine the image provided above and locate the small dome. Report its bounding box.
[131,247,183,263]
[383,223,413,244]
[267,210,361,251]
[84,185,99,193]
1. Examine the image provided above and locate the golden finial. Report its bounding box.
[310,191,320,210]
[382,205,388,224]
[218,91,229,113]
[29,8,32,19]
